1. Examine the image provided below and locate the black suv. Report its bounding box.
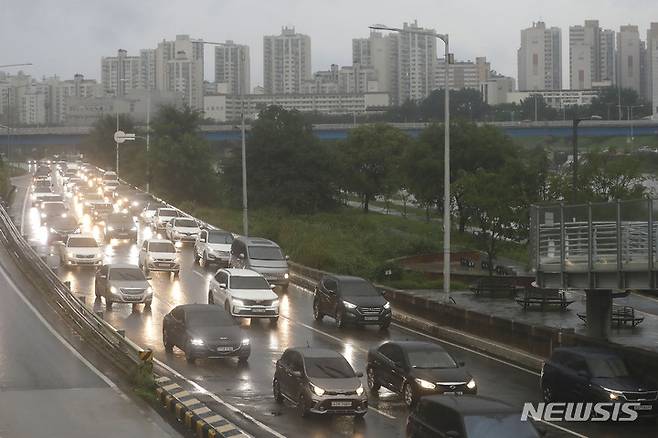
[406,395,540,438]
[104,213,137,242]
[313,275,391,329]
[541,347,658,416]
[367,341,476,407]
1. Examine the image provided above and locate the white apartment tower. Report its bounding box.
[101,49,157,96]
[263,27,311,94]
[395,21,438,103]
[517,21,562,90]
[435,57,490,90]
[352,31,396,97]
[648,23,658,116]
[156,35,204,109]
[617,25,642,95]
[214,41,250,96]
[569,20,616,90]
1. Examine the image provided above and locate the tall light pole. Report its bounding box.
[370,24,452,302]
[616,104,644,143]
[145,93,151,193]
[572,115,603,203]
[201,39,249,236]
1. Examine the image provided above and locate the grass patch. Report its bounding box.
[187,205,528,283]
[378,270,469,290]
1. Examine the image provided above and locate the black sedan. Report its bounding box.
[47,215,80,243]
[163,304,250,364]
[313,275,392,329]
[104,213,137,242]
[367,341,476,407]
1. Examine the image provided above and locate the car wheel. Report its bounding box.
[163,329,174,352]
[313,300,324,321]
[105,298,113,310]
[355,411,366,419]
[273,379,283,404]
[186,353,196,364]
[298,393,310,418]
[208,290,214,304]
[144,300,152,310]
[238,354,250,363]
[403,382,417,408]
[367,367,381,393]
[225,301,232,316]
[335,309,346,328]
[94,281,101,298]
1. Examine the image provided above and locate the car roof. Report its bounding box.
[221,268,263,277]
[288,347,346,359]
[235,236,280,247]
[384,341,446,352]
[419,395,517,415]
[172,217,195,223]
[147,238,175,245]
[552,347,620,359]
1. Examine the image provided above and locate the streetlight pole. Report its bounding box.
[370,24,452,302]
[572,115,603,203]
[146,93,151,193]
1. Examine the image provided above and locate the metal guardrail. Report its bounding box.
[0,203,147,374]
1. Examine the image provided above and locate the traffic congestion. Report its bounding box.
[22,158,657,438]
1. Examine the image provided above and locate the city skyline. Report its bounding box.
[2,0,656,89]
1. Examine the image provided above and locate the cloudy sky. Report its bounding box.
[2,0,655,87]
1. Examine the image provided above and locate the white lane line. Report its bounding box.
[0,261,118,389]
[537,419,588,438]
[368,406,395,419]
[154,359,284,438]
[391,323,541,377]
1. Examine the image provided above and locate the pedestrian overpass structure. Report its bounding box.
[531,199,658,338]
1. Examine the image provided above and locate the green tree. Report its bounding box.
[150,105,218,203]
[222,106,339,213]
[588,87,652,120]
[403,140,442,221]
[339,124,409,212]
[82,114,137,171]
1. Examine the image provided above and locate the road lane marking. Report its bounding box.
[368,406,395,419]
[0,261,117,389]
[537,419,588,438]
[154,359,284,438]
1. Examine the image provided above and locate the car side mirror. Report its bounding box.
[239,253,245,259]
[219,283,227,289]
[200,238,206,243]
[99,274,107,279]
[270,284,276,289]
[285,255,290,260]
[291,371,302,378]
[356,371,364,378]
[146,276,152,281]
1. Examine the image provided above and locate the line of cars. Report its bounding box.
[29,161,657,436]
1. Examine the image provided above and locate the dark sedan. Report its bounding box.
[541,347,658,417]
[163,304,250,364]
[367,341,476,408]
[47,215,80,243]
[313,275,392,329]
[104,213,137,242]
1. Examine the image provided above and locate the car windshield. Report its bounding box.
[407,349,458,369]
[159,209,178,216]
[230,276,270,289]
[107,214,133,224]
[69,237,97,248]
[208,232,233,244]
[186,310,235,327]
[587,357,631,378]
[175,219,197,227]
[43,203,66,213]
[340,280,378,296]
[304,357,355,379]
[463,414,539,438]
[248,245,283,260]
[52,217,78,229]
[149,242,175,253]
[109,268,145,281]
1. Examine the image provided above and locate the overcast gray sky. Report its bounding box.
[2,0,656,88]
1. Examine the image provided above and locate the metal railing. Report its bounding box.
[0,203,147,374]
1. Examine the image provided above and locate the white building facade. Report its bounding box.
[263,27,312,94]
[517,21,562,91]
[214,41,250,96]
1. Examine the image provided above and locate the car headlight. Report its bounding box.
[132,201,139,207]
[272,299,280,308]
[106,226,114,232]
[356,384,364,396]
[110,286,120,295]
[384,301,391,309]
[466,378,476,390]
[284,272,289,279]
[343,301,357,309]
[145,286,153,296]
[233,299,245,307]
[241,338,250,346]
[603,387,623,400]
[41,213,47,218]
[310,382,325,396]
[415,378,436,390]
[49,227,56,233]
[190,339,204,346]
[61,213,67,218]
[131,225,137,231]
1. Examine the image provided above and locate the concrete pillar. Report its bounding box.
[585,289,612,339]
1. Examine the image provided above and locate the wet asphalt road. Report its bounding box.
[17,170,658,438]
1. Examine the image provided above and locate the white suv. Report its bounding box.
[165,217,200,243]
[154,208,182,231]
[208,268,279,323]
[195,229,234,268]
[138,239,180,275]
[58,234,103,267]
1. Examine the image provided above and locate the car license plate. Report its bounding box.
[331,401,352,407]
[217,346,233,352]
[364,316,379,321]
[252,308,266,313]
[637,405,653,411]
[157,263,171,267]
[443,391,463,395]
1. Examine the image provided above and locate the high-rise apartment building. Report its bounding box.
[517,21,562,90]
[352,31,396,98]
[263,27,311,94]
[156,35,204,109]
[617,25,642,95]
[101,49,157,96]
[569,20,616,89]
[395,21,437,103]
[214,41,250,96]
[139,49,157,91]
[648,23,658,115]
[435,56,490,90]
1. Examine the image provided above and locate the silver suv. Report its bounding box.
[94,263,153,310]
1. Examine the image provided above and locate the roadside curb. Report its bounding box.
[154,375,249,438]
